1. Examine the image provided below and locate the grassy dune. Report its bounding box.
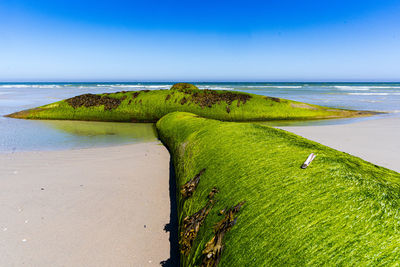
[156,112,400,266]
[6,83,374,122]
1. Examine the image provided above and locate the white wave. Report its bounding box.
[367,86,400,89]
[198,86,233,90]
[335,85,400,91]
[361,100,382,103]
[0,84,62,89]
[108,84,171,89]
[0,85,31,88]
[109,85,144,88]
[75,86,101,89]
[245,85,303,89]
[334,86,370,91]
[347,92,400,96]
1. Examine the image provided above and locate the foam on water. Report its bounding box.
[198,85,233,90]
[348,93,400,96]
[242,86,305,90]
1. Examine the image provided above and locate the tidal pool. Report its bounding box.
[0,117,157,153]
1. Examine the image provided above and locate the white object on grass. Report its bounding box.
[301,153,316,169]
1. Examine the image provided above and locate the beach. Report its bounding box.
[280,117,400,173]
[0,115,398,265]
[0,116,399,265]
[1,83,399,265]
[0,142,171,266]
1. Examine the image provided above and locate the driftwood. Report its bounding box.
[201,201,245,267]
[301,153,316,169]
[180,169,206,199]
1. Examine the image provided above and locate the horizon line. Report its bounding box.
[0,80,400,83]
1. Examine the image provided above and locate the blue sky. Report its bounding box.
[0,0,399,81]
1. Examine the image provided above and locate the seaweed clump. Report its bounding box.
[265,96,281,103]
[192,90,251,108]
[180,187,219,255]
[66,94,121,111]
[180,97,188,105]
[201,201,245,267]
[171,83,200,93]
[180,199,216,255]
[181,169,206,199]
[208,187,219,199]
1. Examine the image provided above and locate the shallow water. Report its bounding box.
[0,84,159,153]
[0,82,399,152]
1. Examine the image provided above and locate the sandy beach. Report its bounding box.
[0,116,398,266]
[0,142,171,266]
[280,117,400,173]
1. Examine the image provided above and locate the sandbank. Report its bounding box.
[280,117,400,173]
[0,142,171,266]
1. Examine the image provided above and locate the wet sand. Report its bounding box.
[280,117,400,173]
[0,142,171,266]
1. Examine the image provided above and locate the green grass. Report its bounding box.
[6,84,374,122]
[156,112,400,266]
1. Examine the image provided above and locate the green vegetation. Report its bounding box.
[6,83,374,122]
[156,112,400,266]
[6,83,394,265]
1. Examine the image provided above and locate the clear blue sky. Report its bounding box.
[0,0,399,81]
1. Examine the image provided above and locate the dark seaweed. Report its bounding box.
[180,199,215,256]
[66,94,121,111]
[191,90,251,108]
[180,169,206,199]
[201,201,245,267]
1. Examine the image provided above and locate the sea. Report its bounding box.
[1,82,399,153]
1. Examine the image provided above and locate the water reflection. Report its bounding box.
[40,120,156,139]
[0,118,157,153]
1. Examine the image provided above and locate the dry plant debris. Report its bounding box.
[180,199,215,256]
[180,169,206,199]
[191,90,251,108]
[66,94,122,110]
[201,201,245,267]
[208,187,219,199]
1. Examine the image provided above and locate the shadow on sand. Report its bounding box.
[160,158,180,266]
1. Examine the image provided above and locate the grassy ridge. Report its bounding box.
[6,84,374,122]
[156,112,400,266]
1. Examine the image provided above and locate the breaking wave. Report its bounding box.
[347,93,400,96]
[334,85,400,91]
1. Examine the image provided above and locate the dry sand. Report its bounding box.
[280,117,400,173]
[0,142,171,267]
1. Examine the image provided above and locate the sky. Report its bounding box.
[0,0,399,82]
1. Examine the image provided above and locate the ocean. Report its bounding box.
[1,82,399,152]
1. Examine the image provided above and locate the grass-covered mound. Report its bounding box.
[156,112,400,266]
[6,83,374,122]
